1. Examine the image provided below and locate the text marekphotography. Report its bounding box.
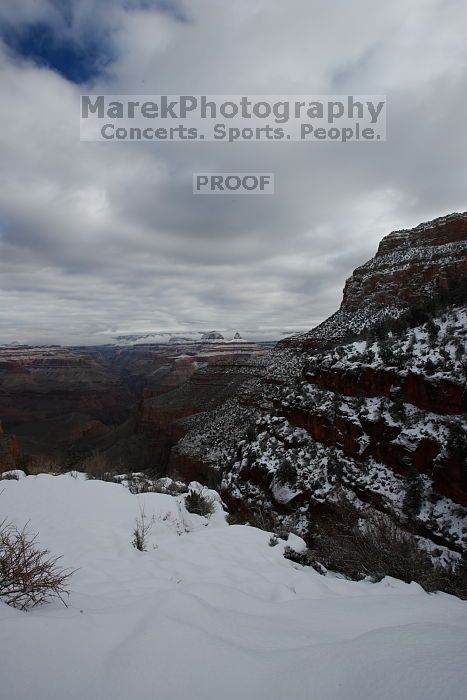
[80,95,387,143]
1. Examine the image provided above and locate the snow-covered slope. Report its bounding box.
[1,474,467,700]
[220,306,466,553]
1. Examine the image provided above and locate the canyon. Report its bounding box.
[0,336,269,470]
[142,212,467,554]
[1,212,466,557]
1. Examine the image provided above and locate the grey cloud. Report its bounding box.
[0,0,466,343]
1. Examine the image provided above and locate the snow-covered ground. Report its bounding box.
[1,474,466,700]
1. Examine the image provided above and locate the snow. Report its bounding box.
[0,468,26,479]
[272,481,299,504]
[111,331,255,346]
[313,306,467,385]
[1,474,467,700]
[285,532,307,553]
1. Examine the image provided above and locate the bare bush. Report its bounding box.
[83,450,112,479]
[227,502,277,530]
[185,489,216,517]
[132,505,153,551]
[0,519,73,610]
[17,454,61,476]
[311,511,443,588]
[296,496,466,597]
[225,499,293,539]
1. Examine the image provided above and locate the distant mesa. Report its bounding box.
[201,331,224,341]
[169,336,195,344]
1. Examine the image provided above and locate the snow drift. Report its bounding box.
[1,473,466,700]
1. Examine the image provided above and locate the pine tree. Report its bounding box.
[447,422,466,461]
[276,459,297,485]
[380,341,395,367]
[425,319,439,344]
[390,397,406,423]
[424,358,436,376]
[403,466,423,517]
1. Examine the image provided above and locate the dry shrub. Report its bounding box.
[18,454,61,476]
[312,510,441,587]
[0,520,73,610]
[132,505,153,552]
[297,496,467,597]
[185,489,215,517]
[83,450,111,479]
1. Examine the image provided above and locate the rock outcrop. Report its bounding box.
[163,213,467,553]
[201,331,225,341]
[282,212,467,351]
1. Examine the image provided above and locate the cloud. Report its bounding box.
[0,0,466,344]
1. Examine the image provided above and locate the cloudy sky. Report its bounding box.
[0,0,466,344]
